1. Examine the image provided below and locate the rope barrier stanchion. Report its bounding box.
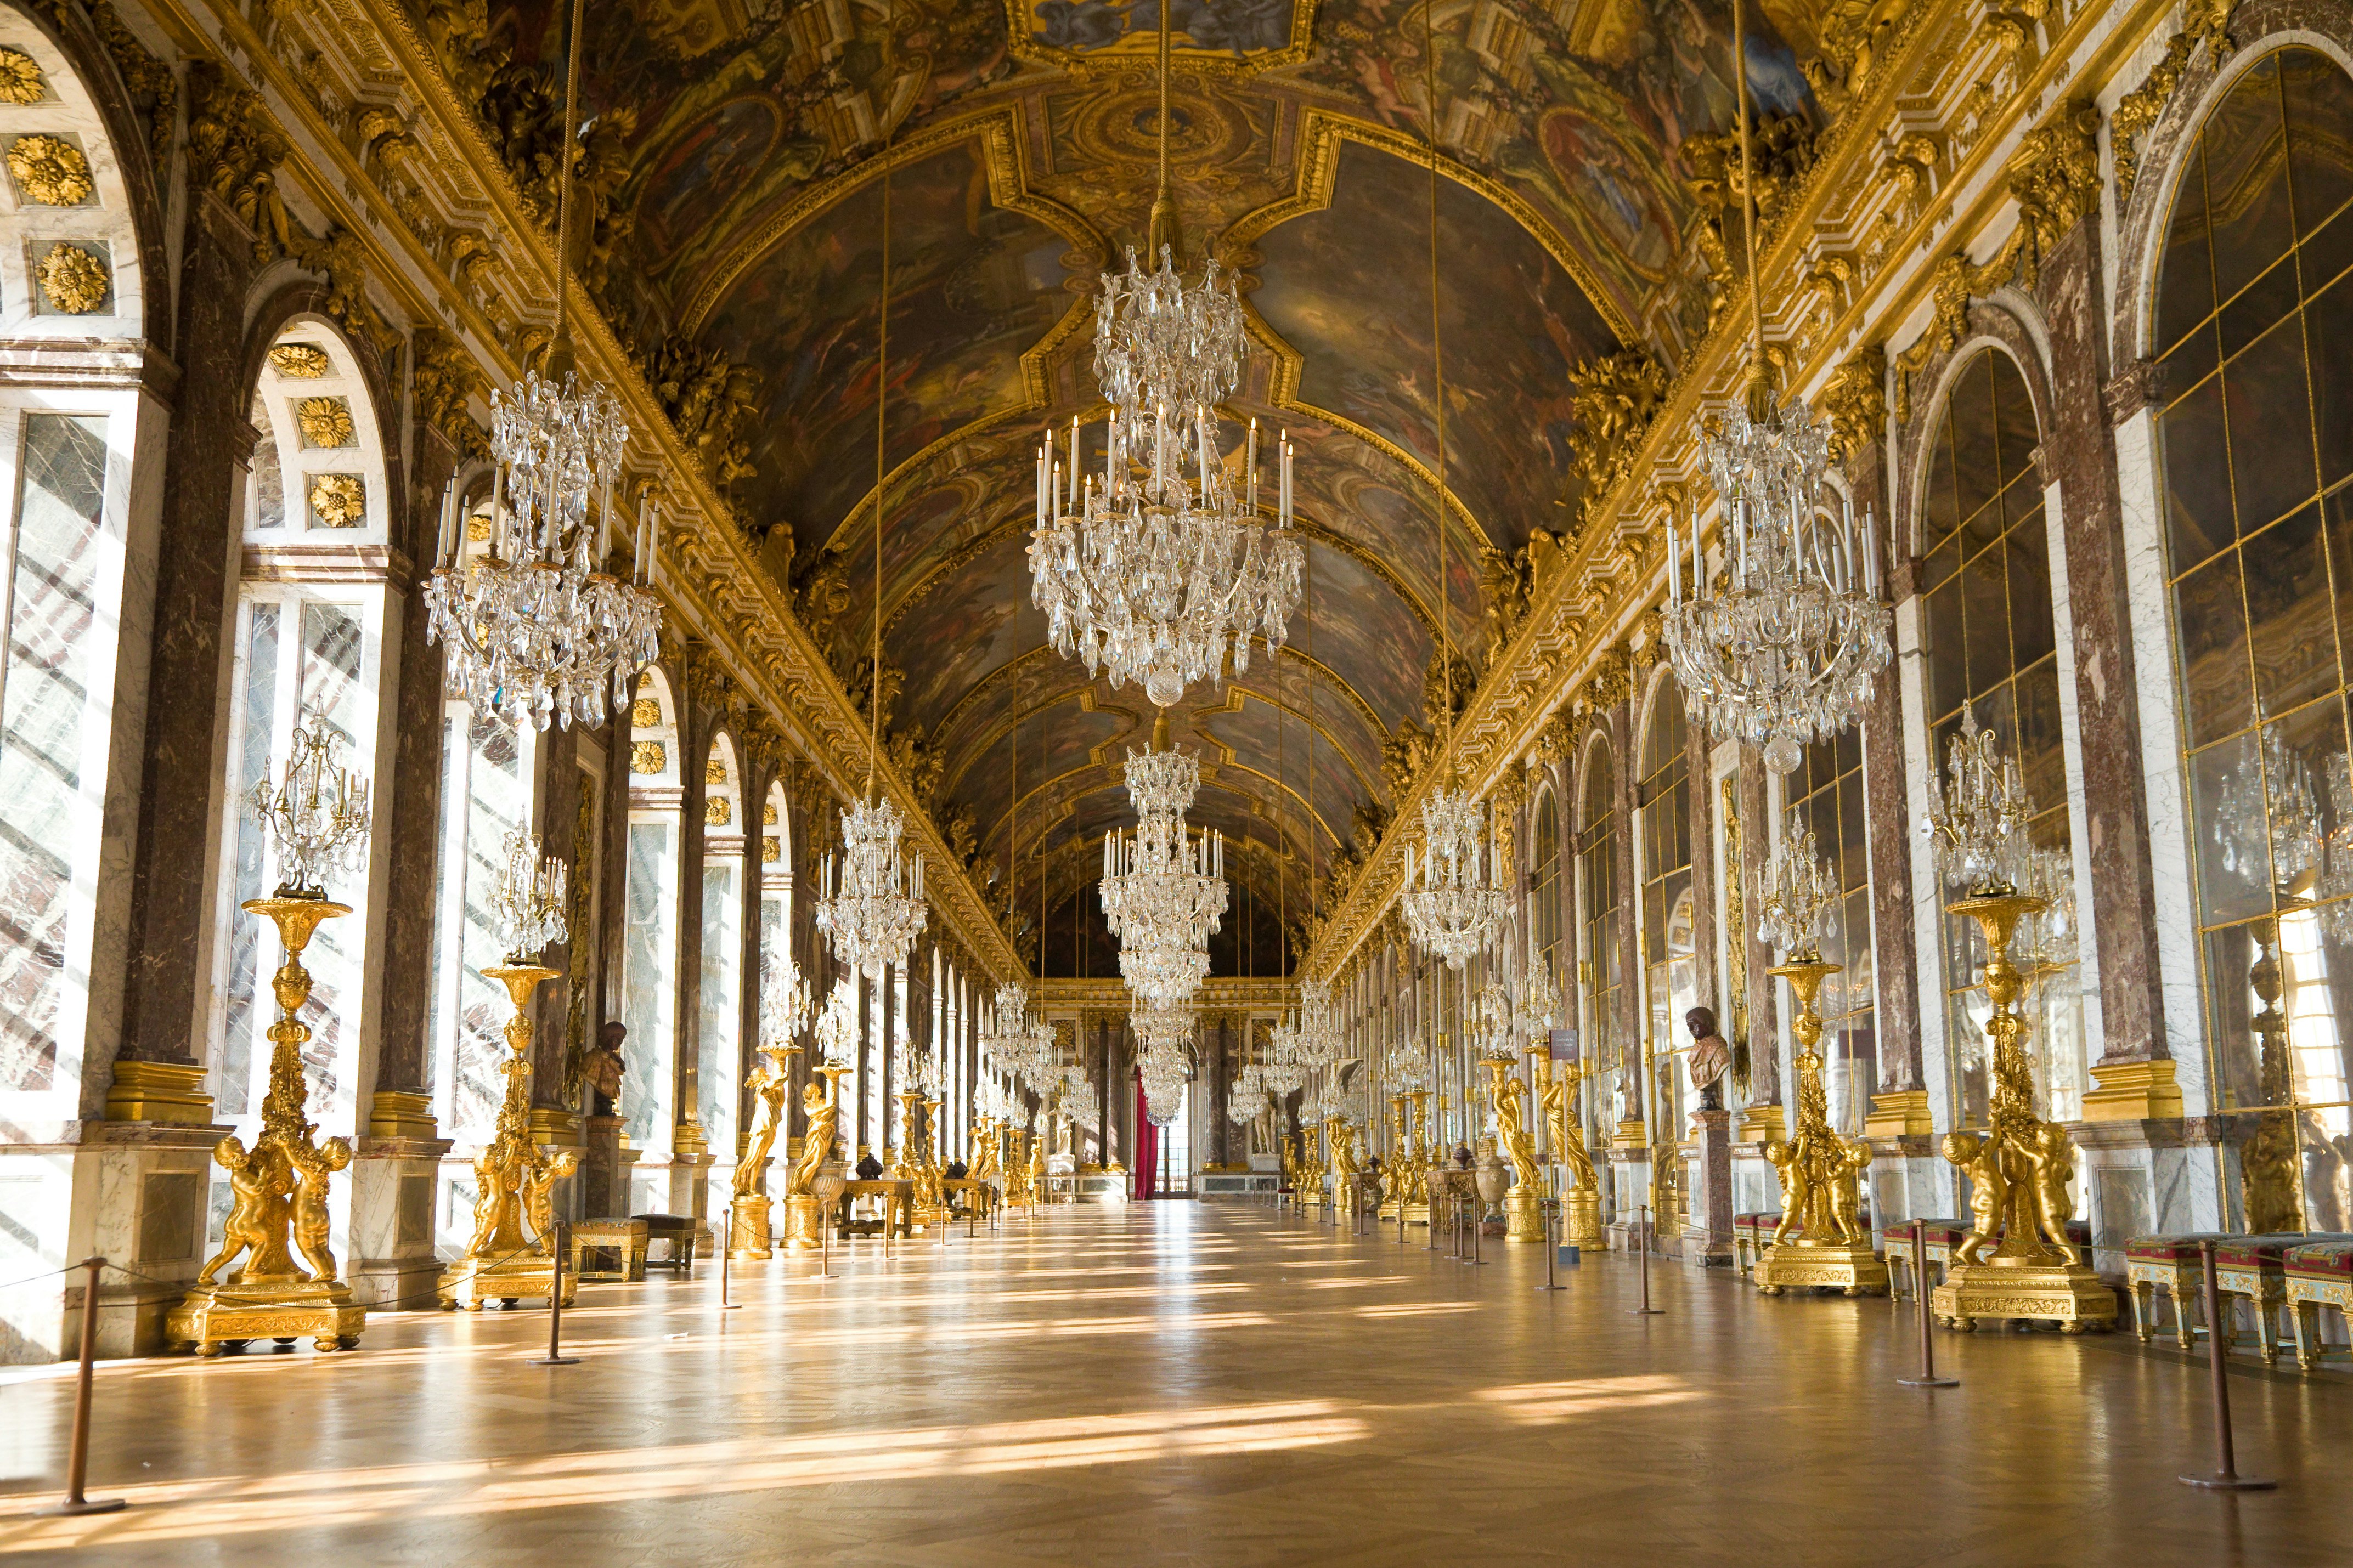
[529,1224,579,1365]
[1897,1219,1956,1388]
[1629,1203,1663,1315]
[1537,1200,1565,1292]
[41,1256,123,1518]
[2180,1238,2276,1491]
[1466,1195,1487,1266]
[718,1204,740,1310]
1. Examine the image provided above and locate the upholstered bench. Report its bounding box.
[569,1217,649,1283]
[1732,1213,1779,1277]
[2125,1232,2340,1361]
[635,1213,698,1274]
[2286,1240,2353,1374]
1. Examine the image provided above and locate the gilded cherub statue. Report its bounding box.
[289,1135,352,1282]
[733,1046,795,1199]
[1943,1130,2006,1264]
[198,1135,295,1286]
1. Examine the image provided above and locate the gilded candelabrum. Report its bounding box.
[1752,956,1888,1297]
[2239,915,2303,1234]
[1328,1116,1363,1214]
[1380,1093,1409,1220]
[785,1063,848,1250]
[916,1094,950,1225]
[1536,1049,1603,1248]
[439,963,580,1309]
[168,896,367,1356]
[1405,1089,1434,1224]
[1485,1055,1548,1243]
[1005,1125,1039,1208]
[729,1041,800,1260]
[1930,892,2115,1332]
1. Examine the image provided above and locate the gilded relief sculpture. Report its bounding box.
[171,712,369,1356]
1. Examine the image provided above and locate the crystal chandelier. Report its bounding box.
[1514,952,1561,1043]
[1384,1036,1427,1092]
[1025,9,1304,710]
[1135,1001,1193,1127]
[816,796,927,980]
[1401,788,1507,970]
[1756,820,1838,961]
[247,708,371,899]
[487,827,569,963]
[1922,704,2035,896]
[1661,409,1888,775]
[421,0,658,734]
[1102,736,1226,1005]
[1029,397,1302,709]
[812,976,859,1068]
[759,950,812,1052]
[1657,0,1887,777]
[1471,977,1515,1062]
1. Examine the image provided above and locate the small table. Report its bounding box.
[571,1218,649,1283]
[637,1213,698,1274]
[943,1178,996,1220]
[837,1179,913,1241]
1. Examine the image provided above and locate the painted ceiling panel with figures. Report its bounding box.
[447,0,1821,972]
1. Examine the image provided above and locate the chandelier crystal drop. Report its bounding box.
[1093,246,1249,420]
[422,372,662,732]
[1661,392,1892,777]
[1400,786,1507,970]
[1514,953,1562,1042]
[815,796,928,980]
[1922,704,2035,896]
[1472,977,1515,1062]
[247,708,371,900]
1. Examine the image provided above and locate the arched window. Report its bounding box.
[1788,731,1875,1133]
[0,11,153,1117]
[1577,736,1622,1119]
[1531,788,1562,993]
[211,323,394,1148]
[1917,347,2077,1128]
[1639,681,1695,1135]
[619,667,682,1207]
[2158,46,2353,1230]
[699,735,744,1223]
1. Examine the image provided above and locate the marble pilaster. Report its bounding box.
[2033,220,2174,1101]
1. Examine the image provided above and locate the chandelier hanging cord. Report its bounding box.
[1150,1,1177,259]
[1423,0,1451,767]
[553,0,583,358]
[869,21,895,806]
[1732,0,1769,407]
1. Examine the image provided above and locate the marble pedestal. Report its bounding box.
[1,1122,232,1361]
[668,1152,716,1254]
[578,1114,639,1221]
[348,1134,453,1308]
[729,1194,773,1260]
[1686,1108,1735,1267]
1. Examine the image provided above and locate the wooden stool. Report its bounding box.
[636,1213,698,1274]
[571,1218,648,1283]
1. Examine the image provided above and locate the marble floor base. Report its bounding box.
[2,1204,2347,1565]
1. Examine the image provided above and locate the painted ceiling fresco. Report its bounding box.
[466,0,1819,970]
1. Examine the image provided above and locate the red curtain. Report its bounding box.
[1133,1066,1158,1200]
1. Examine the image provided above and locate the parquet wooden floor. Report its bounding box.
[2,1202,2346,1565]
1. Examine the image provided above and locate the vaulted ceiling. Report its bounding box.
[489,0,1817,972]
